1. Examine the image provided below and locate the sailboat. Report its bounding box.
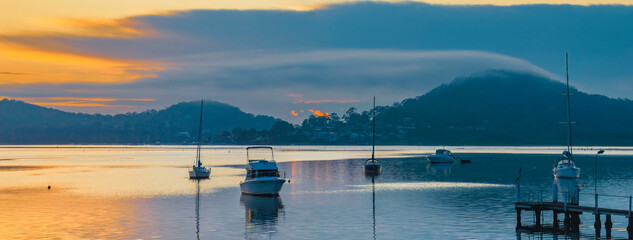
[364,97,381,175]
[189,100,211,179]
[553,53,580,179]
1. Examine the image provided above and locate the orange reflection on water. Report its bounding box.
[0,146,243,198]
[0,188,147,239]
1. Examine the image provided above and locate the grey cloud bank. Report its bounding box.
[2,2,633,121]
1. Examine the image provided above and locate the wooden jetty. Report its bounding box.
[514,183,633,239]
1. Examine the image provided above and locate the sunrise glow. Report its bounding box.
[309,109,330,118]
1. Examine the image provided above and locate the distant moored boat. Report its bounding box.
[189,100,211,179]
[427,149,456,163]
[363,97,381,175]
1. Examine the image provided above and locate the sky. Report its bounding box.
[1,0,633,123]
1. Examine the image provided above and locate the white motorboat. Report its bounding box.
[240,146,286,196]
[363,97,382,175]
[553,53,580,179]
[426,149,456,163]
[189,100,210,179]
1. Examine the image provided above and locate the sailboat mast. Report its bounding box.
[196,100,204,167]
[372,96,376,160]
[565,53,573,157]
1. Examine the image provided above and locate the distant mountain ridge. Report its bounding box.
[0,99,277,144]
[2,70,632,145]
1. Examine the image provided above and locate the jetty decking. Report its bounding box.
[514,184,633,239]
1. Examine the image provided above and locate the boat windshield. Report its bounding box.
[247,146,275,162]
[247,169,280,178]
[435,149,451,155]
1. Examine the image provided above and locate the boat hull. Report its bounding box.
[363,164,381,175]
[553,166,580,179]
[240,177,286,196]
[189,169,211,179]
[426,155,455,163]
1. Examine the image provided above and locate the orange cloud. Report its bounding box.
[0,41,167,85]
[45,97,154,102]
[51,18,156,38]
[308,109,330,118]
[2,96,153,102]
[286,4,328,12]
[29,101,130,108]
[0,13,170,86]
[287,93,302,98]
[291,110,299,116]
[1,96,152,109]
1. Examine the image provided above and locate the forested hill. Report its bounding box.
[375,70,633,145]
[235,70,633,146]
[0,99,277,144]
[2,70,633,145]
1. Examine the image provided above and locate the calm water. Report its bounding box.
[1,145,633,239]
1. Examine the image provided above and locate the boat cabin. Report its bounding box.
[435,149,453,156]
[245,160,280,179]
[556,152,576,167]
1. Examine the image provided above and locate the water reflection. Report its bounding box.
[426,163,454,176]
[241,195,284,240]
[3,147,633,239]
[194,179,201,240]
[370,176,377,240]
[555,178,580,204]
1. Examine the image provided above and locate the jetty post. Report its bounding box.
[605,214,612,238]
[594,193,601,237]
[629,196,633,239]
[515,182,521,228]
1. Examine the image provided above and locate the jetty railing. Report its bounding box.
[514,182,633,239]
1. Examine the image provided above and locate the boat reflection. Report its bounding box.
[426,163,454,176]
[369,175,377,240]
[241,195,285,240]
[555,178,581,204]
[193,179,201,240]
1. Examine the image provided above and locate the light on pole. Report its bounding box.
[595,149,605,196]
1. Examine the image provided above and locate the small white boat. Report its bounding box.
[553,151,580,179]
[189,100,210,179]
[426,149,456,163]
[364,97,381,175]
[240,146,286,196]
[189,165,210,178]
